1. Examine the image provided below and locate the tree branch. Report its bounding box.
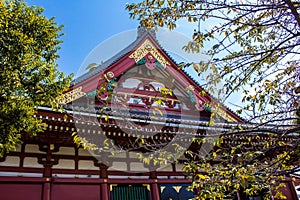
[285,0,300,28]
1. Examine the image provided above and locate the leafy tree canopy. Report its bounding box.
[126,0,300,122]
[126,0,300,199]
[0,0,72,156]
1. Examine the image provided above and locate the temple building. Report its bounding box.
[0,28,298,200]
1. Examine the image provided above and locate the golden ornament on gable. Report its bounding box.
[129,39,170,68]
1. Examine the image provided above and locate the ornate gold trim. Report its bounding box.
[115,91,180,103]
[129,39,170,68]
[49,144,55,151]
[215,106,238,122]
[59,86,86,104]
[160,186,166,193]
[173,186,182,193]
[110,184,118,191]
[142,184,150,191]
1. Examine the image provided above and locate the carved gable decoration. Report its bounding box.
[59,86,86,104]
[129,39,170,68]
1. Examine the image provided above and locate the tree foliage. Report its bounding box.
[126,0,300,199]
[126,0,300,122]
[0,1,72,156]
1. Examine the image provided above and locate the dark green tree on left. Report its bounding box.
[0,0,73,157]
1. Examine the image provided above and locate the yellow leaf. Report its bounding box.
[155,99,163,105]
[158,19,164,27]
[288,81,295,87]
[234,183,240,189]
[212,151,217,158]
[225,31,228,37]
[197,174,207,180]
[193,64,199,71]
[200,90,206,96]
[158,0,164,6]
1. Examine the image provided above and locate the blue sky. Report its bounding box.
[24,0,241,110]
[26,0,140,75]
[25,1,201,76]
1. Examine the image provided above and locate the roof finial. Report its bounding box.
[137,25,156,39]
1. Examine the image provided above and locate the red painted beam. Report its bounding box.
[0,176,47,183]
[52,178,106,184]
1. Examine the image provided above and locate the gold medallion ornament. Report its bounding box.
[129,39,170,68]
[105,71,114,80]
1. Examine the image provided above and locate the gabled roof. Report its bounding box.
[60,27,244,123]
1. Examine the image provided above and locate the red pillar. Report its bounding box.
[101,179,109,200]
[100,164,109,200]
[42,146,53,200]
[43,181,51,200]
[150,181,160,200]
[42,162,52,200]
[150,171,160,200]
